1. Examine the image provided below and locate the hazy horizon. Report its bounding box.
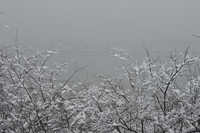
[1,1,200,81]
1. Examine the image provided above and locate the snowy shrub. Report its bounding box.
[97,47,200,133]
[0,44,92,133]
[1,42,200,133]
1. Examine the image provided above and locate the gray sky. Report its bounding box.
[1,0,200,45]
[1,0,200,81]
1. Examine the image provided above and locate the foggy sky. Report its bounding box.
[1,0,200,81]
[1,0,200,46]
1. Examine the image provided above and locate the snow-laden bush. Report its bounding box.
[0,44,93,133]
[1,43,200,133]
[93,48,200,133]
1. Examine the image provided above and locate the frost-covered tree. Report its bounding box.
[0,44,92,133]
[1,26,200,133]
[93,48,200,133]
[1,44,200,133]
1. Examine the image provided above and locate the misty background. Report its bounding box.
[1,0,200,81]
